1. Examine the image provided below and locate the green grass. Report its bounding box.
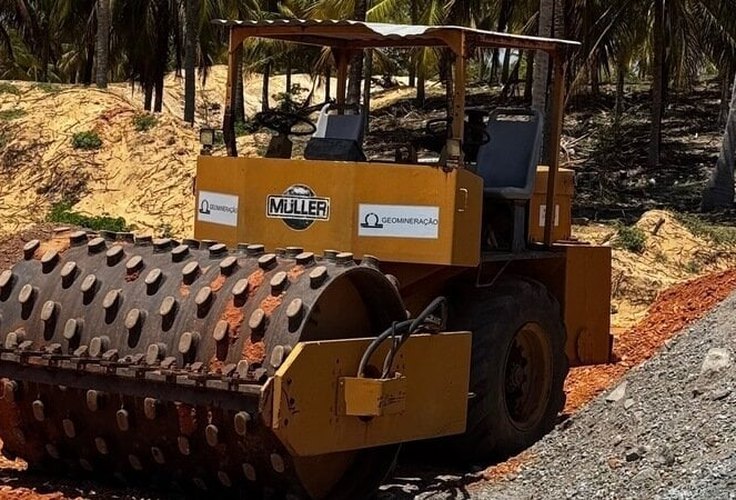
[675,213,736,246]
[0,82,20,96]
[614,224,647,253]
[0,109,26,121]
[35,83,61,94]
[684,259,703,274]
[47,201,127,232]
[72,130,102,150]
[234,120,258,136]
[133,113,157,132]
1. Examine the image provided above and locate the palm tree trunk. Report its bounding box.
[363,49,373,133]
[234,50,245,123]
[286,58,292,93]
[590,60,600,96]
[649,0,665,167]
[524,50,534,101]
[183,0,197,123]
[144,82,154,111]
[408,0,418,88]
[262,61,271,112]
[701,72,736,211]
[324,66,331,101]
[95,0,110,88]
[614,59,626,139]
[347,0,367,107]
[154,75,164,113]
[501,49,512,84]
[532,0,553,112]
[416,72,426,107]
[494,0,512,85]
[719,65,733,126]
[83,42,95,85]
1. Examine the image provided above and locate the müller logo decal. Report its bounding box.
[267,184,331,231]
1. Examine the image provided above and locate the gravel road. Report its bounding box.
[381,291,736,500]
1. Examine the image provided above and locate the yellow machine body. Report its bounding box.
[195,156,483,267]
[195,155,612,367]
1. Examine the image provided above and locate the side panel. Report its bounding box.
[267,332,471,457]
[195,156,482,266]
[560,244,612,364]
[505,244,612,366]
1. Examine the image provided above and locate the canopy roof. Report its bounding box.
[214,19,580,55]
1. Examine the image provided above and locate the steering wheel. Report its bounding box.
[255,110,317,136]
[424,116,491,146]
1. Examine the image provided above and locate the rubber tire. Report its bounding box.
[447,275,568,461]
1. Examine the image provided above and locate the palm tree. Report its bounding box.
[95,0,110,88]
[183,0,198,123]
[701,72,736,210]
[532,0,553,113]
[648,0,664,167]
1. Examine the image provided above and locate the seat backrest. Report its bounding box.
[323,114,365,142]
[476,108,544,198]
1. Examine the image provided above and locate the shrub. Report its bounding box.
[0,83,20,96]
[72,131,102,150]
[0,109,26,121]
[676,213,736,247]
[614,225,647,253]
[273,83,308,113]
[47,201,127,232]
[234,120,258,136]
[133,113,157,132]
[35,83,61,94]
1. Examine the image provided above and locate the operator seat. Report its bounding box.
[475,108,544,252]
[304,105,367,162]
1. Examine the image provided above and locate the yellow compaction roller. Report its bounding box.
[0,20,612,499]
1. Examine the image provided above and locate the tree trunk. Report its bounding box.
[363,50,373,133]
[532,0,553,112]
[501,48,512,84]
[234,49,245,123]
[649,0,665,167]
[494,0,512,85]
[524,51,534,101]
[144,83,154,111]
[286,57,292,93]
[324,66,331,101]
[82,42,95,85]
[183,0,198,123]
[614,59,626,139]
[347,0,367,107]
[416,65,426,107]
[408,0,418,87]
[95,0,110,88]
[590,60,600,96]
[154,76,164,113]
[701,72,736,211]
[262,61,271,112]
[719,65,733,126]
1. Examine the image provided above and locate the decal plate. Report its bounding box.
[358,204,440,239]
[197,191,239,227]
